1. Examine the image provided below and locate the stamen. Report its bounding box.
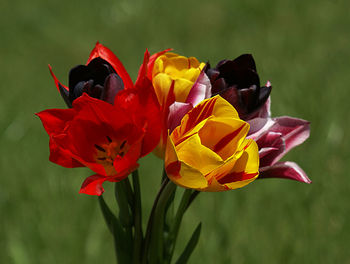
[94,144,106,152]
[106,136,112,143]
[98,157,106,160]
[120,152,124,157]
[120,140,127,150]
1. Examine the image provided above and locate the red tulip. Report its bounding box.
[37,94,147,195]
[38,45,169,195]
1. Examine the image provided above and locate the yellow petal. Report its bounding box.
[165,135,208,189]
[198,117,249,160]
[174,96,240,141]
[174,78,196,102]
[176,133,223,175]
[152,73,173,105]
[231,139,260,175]
[152,52,204,106]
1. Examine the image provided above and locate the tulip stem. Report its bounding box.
[114,181,133,259]
[98,195,129,264]
[142,177,170,264]
[166,188,193,263]
[132,170,143,264]
[186,191,200,210]
[149,180,177,264]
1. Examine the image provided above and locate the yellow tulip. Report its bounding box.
[152,52,206,106]
[165,96,259,191]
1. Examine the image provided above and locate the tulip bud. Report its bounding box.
[205,54,271,120]
[58,58,124,107]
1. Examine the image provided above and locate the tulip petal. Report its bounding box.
[270,116,310,157]
[153,73,173,106]
[165,136,208,189]
[49,140,84,168]
[87,42,134,90]
[48,65,72,107]
[259,161,311,184]
[168,102,193,133]
[115,78,162,157]
[204,139,259,191]
[36,108,75,135]
[176,134,223,175]
[247,117,270,136]
[79,174,107,195]
[135,48,172,86]
[175,96,239,140]
[102,73,124,104]
[198,117,249,160]
[256,131,286,167]
[186,71,212,106]
[113,139,142,175]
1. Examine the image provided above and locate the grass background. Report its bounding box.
[1,0,349,263]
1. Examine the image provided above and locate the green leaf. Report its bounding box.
[149,180,176,264]
[98,195,118,234]
[165,189,192,262]
[175,223,202,264]
[115,180,133,228]
[98,196,131,263]
[132,170,143,264]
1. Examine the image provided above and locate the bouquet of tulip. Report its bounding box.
[37,43,310,263]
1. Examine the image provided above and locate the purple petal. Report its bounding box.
[247,117,269,137]
[168,102,193,132]
[256,131,286,167]
[269,116,310,158]
[259,161,311,184]
[186,71,211,106]
[259,147,279,159]
[248,96,271,120]
[102,73,124,104]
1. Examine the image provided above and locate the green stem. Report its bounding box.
[149,180,177,264]
[142,177,170,264]
[124,177,134,208]
[98,195,129,264]
[132,170,143,264]
[114,180,133,260]
[186,191,200,211]
[166,189,193,262]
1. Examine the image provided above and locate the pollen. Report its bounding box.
[94,137,128,175]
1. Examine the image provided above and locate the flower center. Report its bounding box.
[94,136,128,175]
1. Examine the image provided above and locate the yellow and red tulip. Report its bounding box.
[149,52,212,156]
[165,95,259,191]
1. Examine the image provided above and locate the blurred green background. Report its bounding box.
[1,0,349,263]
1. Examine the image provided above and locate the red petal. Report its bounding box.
[218,171,258,184]
[135,48,172,88]
[113,139,142,174]
[79,174,107,196]
[48,64,69,92]
[49,140,83,168]
[87,42,134,90]
[116,78,162,157]
[36,108,75,135]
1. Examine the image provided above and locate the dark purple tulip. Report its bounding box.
[58,57,124,107]
[205,54,271,120]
